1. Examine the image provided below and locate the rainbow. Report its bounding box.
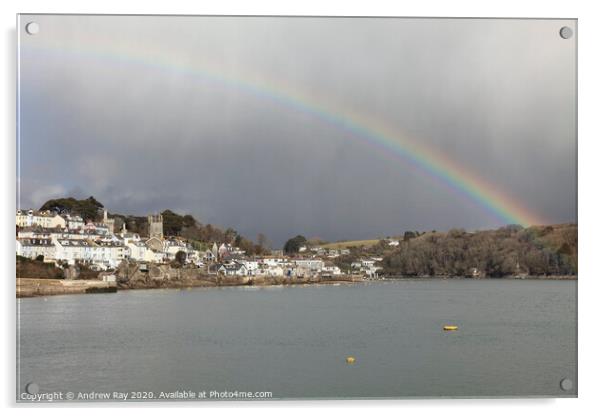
[20,35,547,227]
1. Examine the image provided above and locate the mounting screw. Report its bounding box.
[25,382,39,394]
[559,378,573,391]
[559,26,573,40]
[25,22,40,35]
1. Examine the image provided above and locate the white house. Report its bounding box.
[294,259,324,272]
[164,239,189,261]
[351,259,382,278]
[53,239,93,265]
[218,243,246,259]
[240,260,260,276]
[322,264,342,276]
[203,249,216,262]
[292,259,324,278]
[187,249,201,264]
[361,259,376,268]
[94,240,126,268]
[64,214,84,230]
[217,262,248,276]
[16,238,56,261]
[16,210,66,229]
[84,222,110,236]
[263,265,284,277]
[364,265,382,278]
[120,231,141,245]
[126,241,157,262]
[53,239,124,268]
[260,257,285,267]
[17,228,56,240]
[163,239,199,263]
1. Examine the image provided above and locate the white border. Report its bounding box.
[2,0,600,414]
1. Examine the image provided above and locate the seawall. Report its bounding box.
[17,278,117,298]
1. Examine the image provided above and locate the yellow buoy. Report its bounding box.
[443,325,459,331]
[346,356,356,364]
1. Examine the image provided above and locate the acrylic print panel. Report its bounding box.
[16,15,577,402]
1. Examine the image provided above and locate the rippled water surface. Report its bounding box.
[17,279,577,400]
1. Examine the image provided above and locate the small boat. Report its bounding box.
[443,325,459,331]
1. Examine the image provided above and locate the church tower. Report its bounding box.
[102,209,115,234]
[148,214,164,240]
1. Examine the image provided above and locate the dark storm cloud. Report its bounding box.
[18,16,576,245]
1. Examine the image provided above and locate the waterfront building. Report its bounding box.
[294,259,324,272]
[94,240,126,268]
[217,261,248,276]
[163,238,198,263]
[262,265,284,277]
[53,239,96,265]
[240,260,260,276]
[53,238,125,269]
[322,263,342,276]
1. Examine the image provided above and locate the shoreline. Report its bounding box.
[16,278,117,298]
[381,275,577,281]
[16,274,576,298]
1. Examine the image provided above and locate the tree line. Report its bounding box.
[380,224,577,277]
[38,197,271,255]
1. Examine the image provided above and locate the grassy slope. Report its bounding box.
[319,239,380,250]
[319,223,577,252]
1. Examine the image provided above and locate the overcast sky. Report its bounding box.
[18,15,576,246]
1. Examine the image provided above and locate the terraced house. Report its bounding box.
[16,209,66,229]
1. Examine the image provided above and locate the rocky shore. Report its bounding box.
[17,262,364,298]
[16,276,361,298]
[17,261,575,298]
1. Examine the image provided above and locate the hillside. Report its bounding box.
[325,224,577,278]
[37,196,269,255]
[319,239,380,250]
[380,224,577,277]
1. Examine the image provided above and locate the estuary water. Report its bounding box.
[17,279,577,401]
